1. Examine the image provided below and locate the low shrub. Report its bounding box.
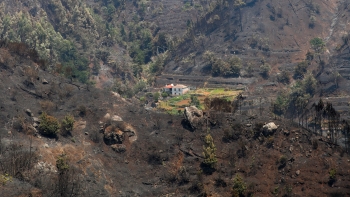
[38,112,60,137]
[61,115,75,136]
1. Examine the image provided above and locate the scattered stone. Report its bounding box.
[28,125,37,133]
[85,132,89,135]
[296,170,300,176]
[111,115,123,122]
[246,124,252,127]
[33,117,40,123]
[35,161,57,173]
[283,130,290,136]
[43,143,49,148]
[111,91,121,98]
[26,109,33,117]
[111,144,126,153]
[306,152,311,157]
[42,79,49,84]
[289,145,293,153]
[33,122,38,128]
[104,113,111,119]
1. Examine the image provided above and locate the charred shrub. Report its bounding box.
[312,139,318,149]
[148,152,162,165]
[215,176,227,187]
[76,105,87,117]
[178,167,190,185]
[189,181,204,194]
[223,124,243,142]
[253,122,264,139]
[40,100,55,113]
[266,136,274,148]
[278,155,287,169]
[90,126,102,143]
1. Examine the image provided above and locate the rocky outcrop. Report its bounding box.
[103,114,137,146]
[184,106,204,130]
[111,144,126,153]
[262,122,278,136]
[104,125,124,144]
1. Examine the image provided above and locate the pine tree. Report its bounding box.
[202,134,217,168]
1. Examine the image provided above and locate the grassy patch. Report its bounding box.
[158,88,242,113]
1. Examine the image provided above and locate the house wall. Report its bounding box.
[172,87,189,95]
[181,88,189,94]
[163,88,172,92]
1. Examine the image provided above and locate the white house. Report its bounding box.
[163,84,189,95]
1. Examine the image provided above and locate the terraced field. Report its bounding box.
[158,88,242,114]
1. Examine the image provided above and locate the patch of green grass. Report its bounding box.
[158,88,242,113]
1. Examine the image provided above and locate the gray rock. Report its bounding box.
[262,122,278,136]
[85,132,89,135]
[111,115,123,122]
[33,117,40,123]
[296,170,300,176]
[283,130,290,136]
[44,143,49,148]
[42,79,49,84]
[26,109,33,117]
[104,113,111,119]
[111,144,126,153]
[184,106,203,130]
[33,123,38,128]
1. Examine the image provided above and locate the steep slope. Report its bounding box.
[164,0,339,76]
[1,42,350,197]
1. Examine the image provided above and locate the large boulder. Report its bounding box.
[262,122,278,136]
[184,106,204,130]
[103,119,137,145]
[104,126,124,145]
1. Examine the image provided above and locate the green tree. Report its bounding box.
[310,37,325,54]
[39,112,60,137]
[294,61,308,79]
[61,115,75,136]
[234,0,246,32]
[153,92,160,102]
[260,63,271,78]
[190,95,200,108]
[277,70,290,84]
[227,56,242,77]
[310,37,326,72]
[273,92,289,117]
[232,174,246,197]
[202,134,217,168]
[302,74,317,96]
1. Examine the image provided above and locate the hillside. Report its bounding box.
[1,0,350,197]
[0,42,349,196]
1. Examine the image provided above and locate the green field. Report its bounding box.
[158,88,242,114]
